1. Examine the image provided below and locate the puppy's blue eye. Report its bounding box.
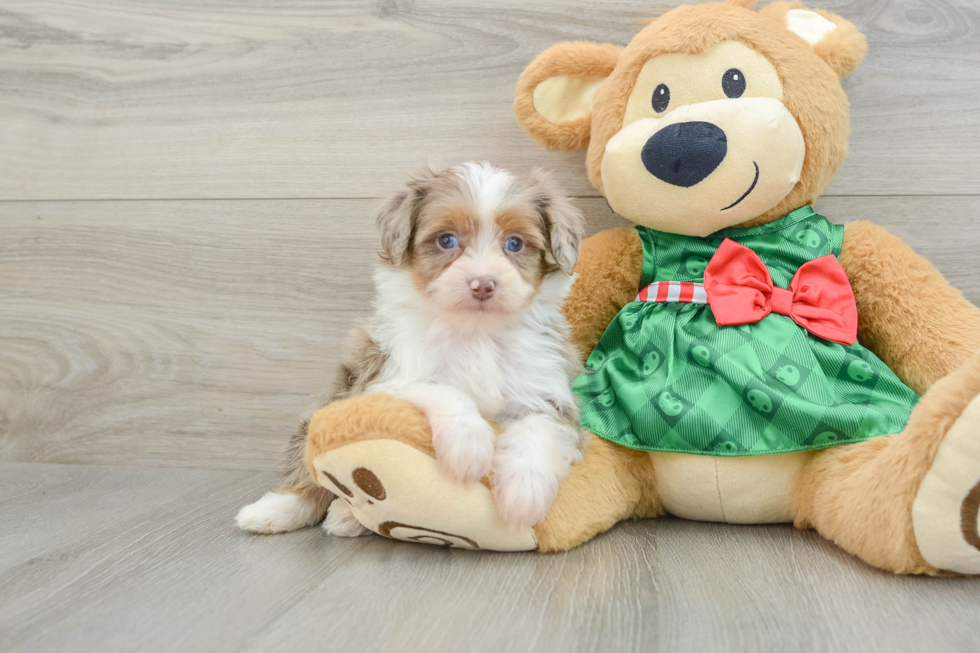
[437,234,458,249]
[506,237,524,253]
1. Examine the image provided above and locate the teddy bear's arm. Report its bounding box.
[839,221,980,394]
[564,227,645,361]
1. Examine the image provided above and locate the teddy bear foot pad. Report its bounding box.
[312,439,537,551]
[913,394,980,574]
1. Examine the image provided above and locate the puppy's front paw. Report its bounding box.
[491,461,559,529]
[322,499,370,538]
[430,412,495,485]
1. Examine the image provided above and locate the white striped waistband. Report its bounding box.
[636,281,707,304]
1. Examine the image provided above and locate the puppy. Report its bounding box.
[237,162,585,535]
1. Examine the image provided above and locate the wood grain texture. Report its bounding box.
[0,462,977,653]
[2,196,976,471]
[0,0,978,200]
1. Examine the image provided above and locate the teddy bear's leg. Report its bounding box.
[533,432,662,552]
[306,395,658,551]
[793,350,980,574]
[305,393,539,551]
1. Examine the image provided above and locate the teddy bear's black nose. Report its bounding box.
[641,121,727,187]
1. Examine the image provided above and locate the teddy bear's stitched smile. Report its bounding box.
[721,161,760,211]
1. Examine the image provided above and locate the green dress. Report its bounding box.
[573,207,919,456]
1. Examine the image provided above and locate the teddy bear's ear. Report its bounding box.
[514,41,622,151]
[762,3,867,78]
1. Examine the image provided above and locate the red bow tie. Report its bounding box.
[703,238,858,346]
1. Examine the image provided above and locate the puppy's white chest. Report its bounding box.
[430,338,508,417]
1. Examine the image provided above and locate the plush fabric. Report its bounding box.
[913,395,980,574]
[650,450,807,523]
[838,221,980,395]
[514,42,622,152]
[793,350,980,575]
[314,437,537,552]
[562,227,646,361]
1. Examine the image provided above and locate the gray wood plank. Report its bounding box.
[0,0,977,200]
[0,462,370,653]
[0,462,978,653]
[1,196,977,471]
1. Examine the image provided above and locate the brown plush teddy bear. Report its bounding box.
[295,0,980,574]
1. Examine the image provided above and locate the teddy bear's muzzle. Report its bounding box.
[601,96,805,236]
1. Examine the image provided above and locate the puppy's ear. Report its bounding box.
[526,169,585,275]
[374,165,441,266]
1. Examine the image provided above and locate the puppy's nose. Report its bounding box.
[641,121,727,187]
[469,277,496,301]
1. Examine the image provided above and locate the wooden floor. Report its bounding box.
[1,1,978,651]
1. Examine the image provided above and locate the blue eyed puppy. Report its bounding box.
[237,162,586,534]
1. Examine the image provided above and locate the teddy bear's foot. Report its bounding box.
[310,438,537,551]
[792,348,980,575]
[913,393,980,574]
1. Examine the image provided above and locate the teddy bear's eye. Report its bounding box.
[651,83,670,113]
[722,68,746,98]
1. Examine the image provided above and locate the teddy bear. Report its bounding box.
[301,0,980,575]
